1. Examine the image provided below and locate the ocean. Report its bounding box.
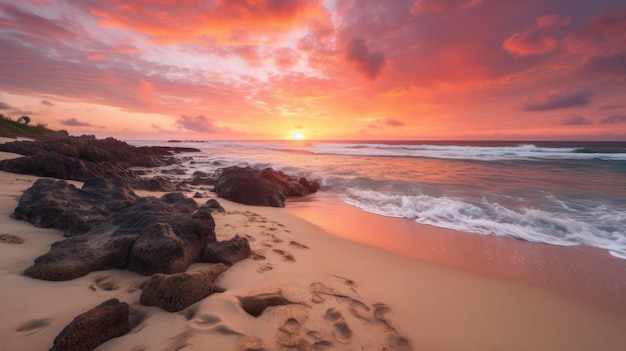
[130,140,626,260]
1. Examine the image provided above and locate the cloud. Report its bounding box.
[503,15,570,56]
[410,0,483,14]
[59,117,94,127]
[581,52,626,78]
[522,89,593,111]
[0,3,81,42]
[600,114,626,124]
[563,115,592,125]
[0,101,14,110]
[368,118,406,129]
[41,100,54,106]
[345,37,386,80]
[384,118,405,126]
[175,115,234,134]
[84,0,324,44]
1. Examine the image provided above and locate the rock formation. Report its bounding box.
[13,178,250,281]
[213,166,319,207]
[0,135,199,182]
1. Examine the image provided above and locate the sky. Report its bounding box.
[0,0,625,141]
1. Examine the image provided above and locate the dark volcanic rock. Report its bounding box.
[203,235,251,265]
[0,135,200,181]
[126,176,177,192]
[140,264,228,312]
[213,166,319,207]
[0,153,134,180]
[15,178,217,280]
[205,199,225,213]
[50,298,131,351]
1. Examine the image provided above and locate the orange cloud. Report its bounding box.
[88,0,326,44]
[502,15,571,56]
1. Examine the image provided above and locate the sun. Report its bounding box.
[291,132,305,140]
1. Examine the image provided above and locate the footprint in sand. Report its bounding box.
[188,314,243,336]
[91,274,119,291]
[16,318,51,335]
[278,318,335,350]
[324,308,352,343]
[257,264,273,273]
[277,318,302,347]
[237,336,266,351]
[251,251,266,260]
[0,233,24,244]
[272,249,296,262]
[289,241,309,250]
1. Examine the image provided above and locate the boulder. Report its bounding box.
[213,166,319,207]
[205,199,226,213]
[15,178,217,280]
[203,235,251,265]
[50,298,131,351]
[140,264,228,312]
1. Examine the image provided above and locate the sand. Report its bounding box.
[1,147,626,350]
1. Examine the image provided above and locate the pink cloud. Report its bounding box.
[502,15,571,56]
[0,3,81,42]
[410,0,483,14]
[174,115,236,134]
[384,118,405,126]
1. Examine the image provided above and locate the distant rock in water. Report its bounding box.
[0,135,200,181]
[12,178,249,281]
[213,166,320,207]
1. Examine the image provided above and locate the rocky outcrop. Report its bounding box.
[213,166,319,207]
[0,153,134,180]
[0,135,200,182]
[14,178,218,280]
[140,264,228,312]
[50,298,131,351]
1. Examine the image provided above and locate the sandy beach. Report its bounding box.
[1,146,626,350]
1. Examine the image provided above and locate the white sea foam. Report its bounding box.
[340,188,626,257]
[308,143,626,161]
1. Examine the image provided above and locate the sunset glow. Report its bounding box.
[292,132,305,141]
[0,1,625,140]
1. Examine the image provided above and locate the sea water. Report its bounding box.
[130,140,626,260]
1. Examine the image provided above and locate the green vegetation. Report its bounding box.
[0,113,57,138]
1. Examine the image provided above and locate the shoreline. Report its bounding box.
[285,192,626,315]
[2,147,626,350]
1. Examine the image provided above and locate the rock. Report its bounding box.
[50,298,131,351]
[213,166,319,207]
[140,264,228,312]
[126,176,177,192]
[203,235,251,265]
[0,136,200,181]
[0,153,134,181]
[205,199,226,213]
[161,168,187,175]
[238,292,294,317]
[15,178,217,280]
